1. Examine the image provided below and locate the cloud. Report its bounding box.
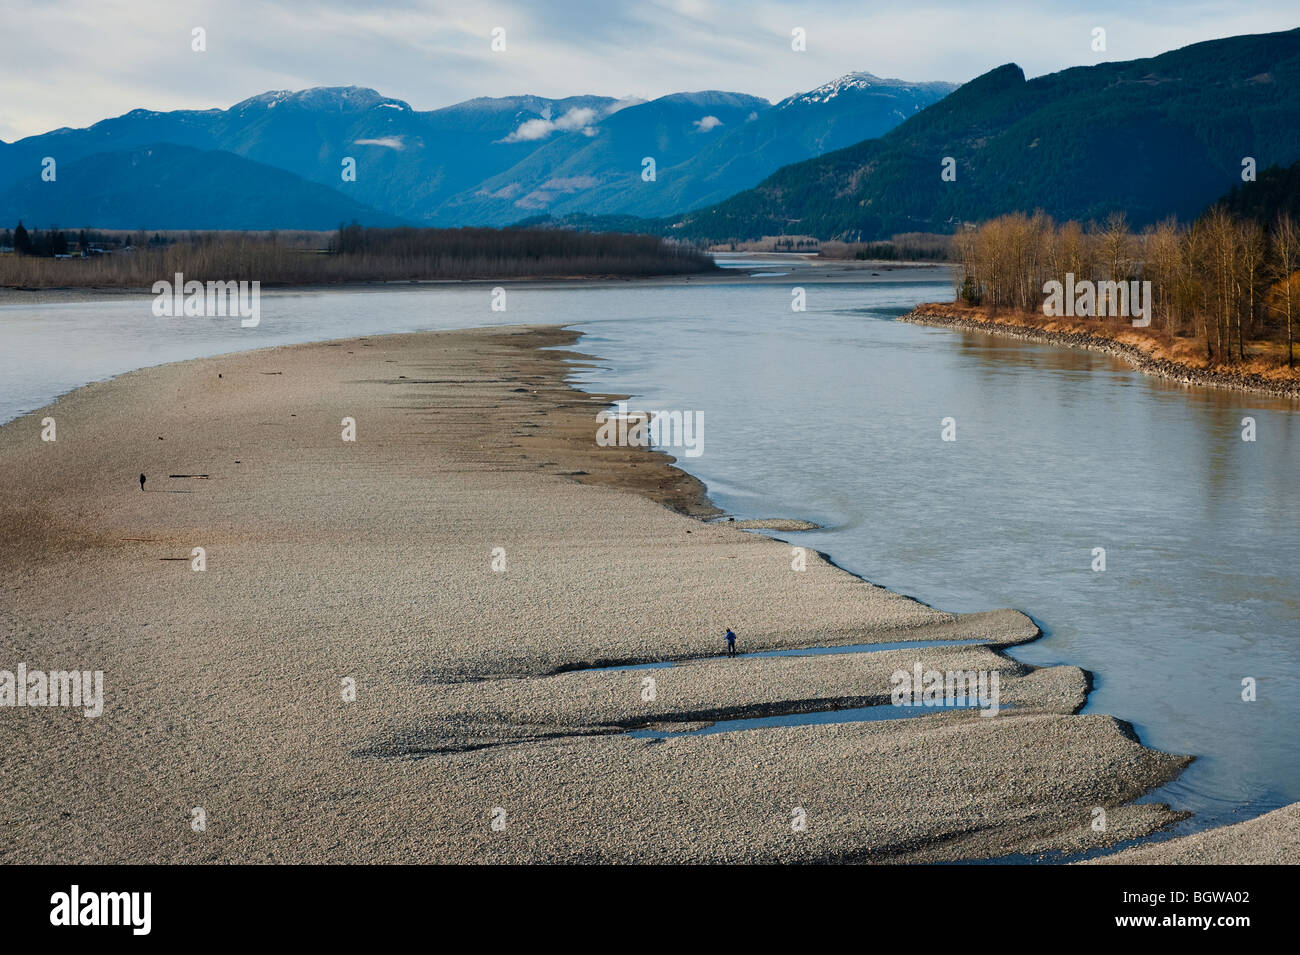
[2,1,1299,141]
[692,114,723,132]
[501,106,600,142]
[501,118,556,142]
[351,136,405,149]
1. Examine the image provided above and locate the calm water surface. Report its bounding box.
[2,275,1297,838]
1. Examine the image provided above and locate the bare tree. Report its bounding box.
[1269,213,1300,368]
[948,209,1298,373]
[1100,211,1134,286]
[1238,220,1266,361]
[1203,206,1240,362]
[1144,218,1181,331]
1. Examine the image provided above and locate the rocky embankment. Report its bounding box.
[901,306,1300,400]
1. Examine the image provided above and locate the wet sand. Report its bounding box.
[0,324,1193,862]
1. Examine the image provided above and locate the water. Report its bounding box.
[3,275,1297,837]
[628,700,994,738]
[0,286,537,421]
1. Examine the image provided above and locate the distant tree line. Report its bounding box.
[0,223,716,287]
[5,222,75,257]
[821,233,953,262]
[325,222,714,276]
[2,224,173,257]
[953,209,1299,368]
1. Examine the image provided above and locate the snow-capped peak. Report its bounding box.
[782,73,894,106]
[780,73,958,108]
[232,87,410,113]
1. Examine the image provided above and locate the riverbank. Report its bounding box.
[0,324,1191,863]
[0,257,949,307]
[901,303,1300,400]
[1089,802,1300,864]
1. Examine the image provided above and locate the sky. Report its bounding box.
[0,0,1296,142]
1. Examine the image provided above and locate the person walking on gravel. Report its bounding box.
[725,628,738,658]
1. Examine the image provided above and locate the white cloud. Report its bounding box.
[501,106,600,142]
[351,136,405,149]
[502,118,557,142]
[555,108,598,130]
[692,114,723,132]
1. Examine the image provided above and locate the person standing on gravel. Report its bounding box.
[725,628,738,658]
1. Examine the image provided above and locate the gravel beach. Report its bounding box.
[0,323,1195,862]
[1089,803,1300,865]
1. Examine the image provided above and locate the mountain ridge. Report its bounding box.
[0,74,954,230]
[0,143,407,231]
[670,28,1300,241]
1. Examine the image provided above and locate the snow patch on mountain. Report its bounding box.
[513,176,600,209]
[780,72,956,108]
[234,87,410,113]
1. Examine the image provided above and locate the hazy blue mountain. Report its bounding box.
[0,143,406,230]
[629,74,957,216]
[0,88,622,226]
[441,90,773,224]
[0,73,953,229]
[212,89,629,223]
[671,28,1300,241]
[454,77,954,223]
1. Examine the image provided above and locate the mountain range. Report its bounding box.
[0,74,954,231]
[671,28,1300,241]
[5,28,1298,240]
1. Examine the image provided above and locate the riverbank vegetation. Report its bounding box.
[707,232,953,262]
[822,233,953,262]
[951,210,1300,372]
[0,223,717,287]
